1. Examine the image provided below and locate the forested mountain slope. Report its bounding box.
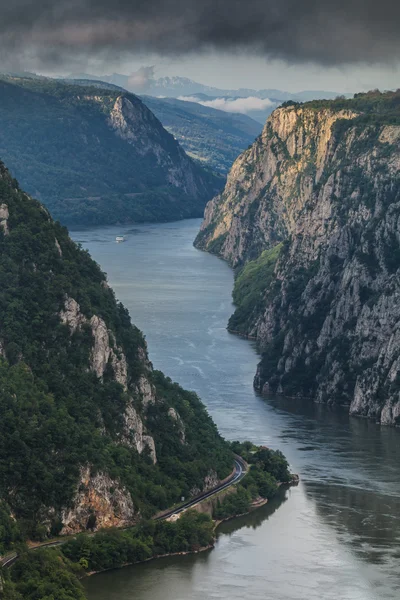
[0,162,231,545]
[140,95,261,174]
[0,76,222,226]
[196,91,400,425]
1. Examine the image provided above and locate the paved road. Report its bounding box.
[1,457,247,569]
[155,457,247,520]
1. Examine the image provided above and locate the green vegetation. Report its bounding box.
[3,549,86,600]
[141,95,261,174]
[0,162,231,545]
[229,244,282,334]
[62,510,214,572]
[0,75,221,226]
[300,89,400,124]
[214,442,291,519]
[2,512,215,600]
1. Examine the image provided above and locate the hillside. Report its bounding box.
[196,90,400,425]
[0,161,232,544]
[141,95,261,173]
[0,75,222,227]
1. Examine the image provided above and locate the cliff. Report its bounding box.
[0,75,222,227]
[0,162,232,541]
[196,91,400,425]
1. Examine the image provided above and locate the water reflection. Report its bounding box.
[217,486,290,536]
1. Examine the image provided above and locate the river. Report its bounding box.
[71,219,400,600]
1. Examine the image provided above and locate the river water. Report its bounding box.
[71,220,400,600]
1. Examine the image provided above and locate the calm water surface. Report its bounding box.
[71,220,400,600]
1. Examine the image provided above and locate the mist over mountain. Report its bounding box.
[65,69,348,123]
[67,70,345,102]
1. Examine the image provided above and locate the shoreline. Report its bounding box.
[83,475,300,580]
[84,545,215,579]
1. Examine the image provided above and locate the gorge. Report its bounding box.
[73,220,400,600]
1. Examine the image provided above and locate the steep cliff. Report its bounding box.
[196,91,400,425]
[0,76,222,226]
[0,162,231,540]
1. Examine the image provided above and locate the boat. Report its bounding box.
[116,235,125,243]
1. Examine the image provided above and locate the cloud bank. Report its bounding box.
[1,0,399,69]
[179,96,276,115]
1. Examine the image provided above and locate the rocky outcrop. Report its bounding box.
[123,401,157,463]
[168,407,186,443]
[60,297,86,333]
[60,466,136,535]
[135,374,156,408]
[89,315,128,389]
[0,204,9,235]
[109,95,218,202]
[60,297,128,390]
[60,297,158,459]
[55,238,62,256]
[190,470,220,496]
[197,92,400,425]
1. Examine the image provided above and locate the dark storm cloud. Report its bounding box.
[1,0,399,68]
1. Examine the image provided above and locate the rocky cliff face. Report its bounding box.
[109,95,212,200]
[0,161,232,537]
[196,92,400,425]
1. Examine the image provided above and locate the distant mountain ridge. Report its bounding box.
[56,77,262,173]
[66,72,347,102]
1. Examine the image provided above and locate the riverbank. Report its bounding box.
[82,478,298,580]
[76,221,400,600]
[84,544,215,579]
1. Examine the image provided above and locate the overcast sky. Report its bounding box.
[72,54,400,94]
[2,0,399,93]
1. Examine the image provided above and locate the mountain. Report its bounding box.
[140,95,262,174]
[0,161,232,543]
[67,72,345,102]
[196,90,400,425]
[0,75,221,227]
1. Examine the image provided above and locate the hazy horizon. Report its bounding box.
[36,56,400,95]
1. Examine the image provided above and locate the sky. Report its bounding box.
[77,54,400,94]
[1,0,399,93]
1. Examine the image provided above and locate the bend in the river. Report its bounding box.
[72,219,400,600]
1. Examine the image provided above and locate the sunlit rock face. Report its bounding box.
[197,99,400,425]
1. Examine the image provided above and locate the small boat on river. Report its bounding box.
[116,235,125,243]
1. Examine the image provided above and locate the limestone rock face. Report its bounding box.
[168,407,186,443]
[60,298,128,390]
[109,95,213,201]
[55,238,62,256]
[197,99,400,425]
[136,374,157,408]
[190,470,220,496]
[0,203,9,235]
[60,297,86,333]
[60,466,136,535]
[122,401,157,464]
